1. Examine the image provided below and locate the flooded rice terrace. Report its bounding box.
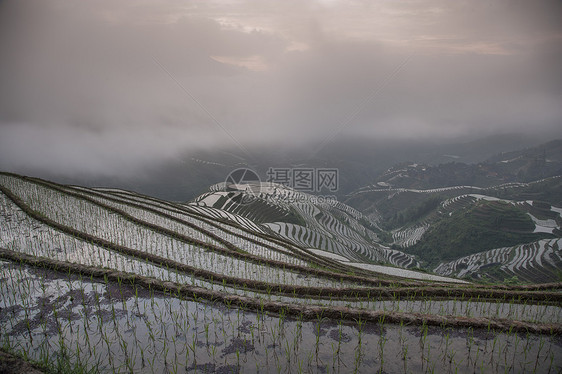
[1,261,561,374]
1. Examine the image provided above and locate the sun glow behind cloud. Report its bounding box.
[210,55,269,71]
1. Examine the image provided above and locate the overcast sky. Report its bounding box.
[1,0,561,177]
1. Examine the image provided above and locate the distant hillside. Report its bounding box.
[348,139,562,194]
[343,139,562,282]
[345,139,562,225]
[406,200,554,265]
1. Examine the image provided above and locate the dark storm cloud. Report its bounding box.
[0,0,561,176]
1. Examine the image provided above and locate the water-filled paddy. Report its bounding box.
[1,261,560,373]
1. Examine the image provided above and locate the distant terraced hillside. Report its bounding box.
[345,168,562,283]
[408,199,557,264]
[346,175,561,224]
[191,182,419,268]
[389,194,477,249]
[434,239,562,283]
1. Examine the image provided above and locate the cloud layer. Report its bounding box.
[1,0,561,176]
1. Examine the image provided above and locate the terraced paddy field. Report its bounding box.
[1,172,561,373]
[195,183,420,269]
